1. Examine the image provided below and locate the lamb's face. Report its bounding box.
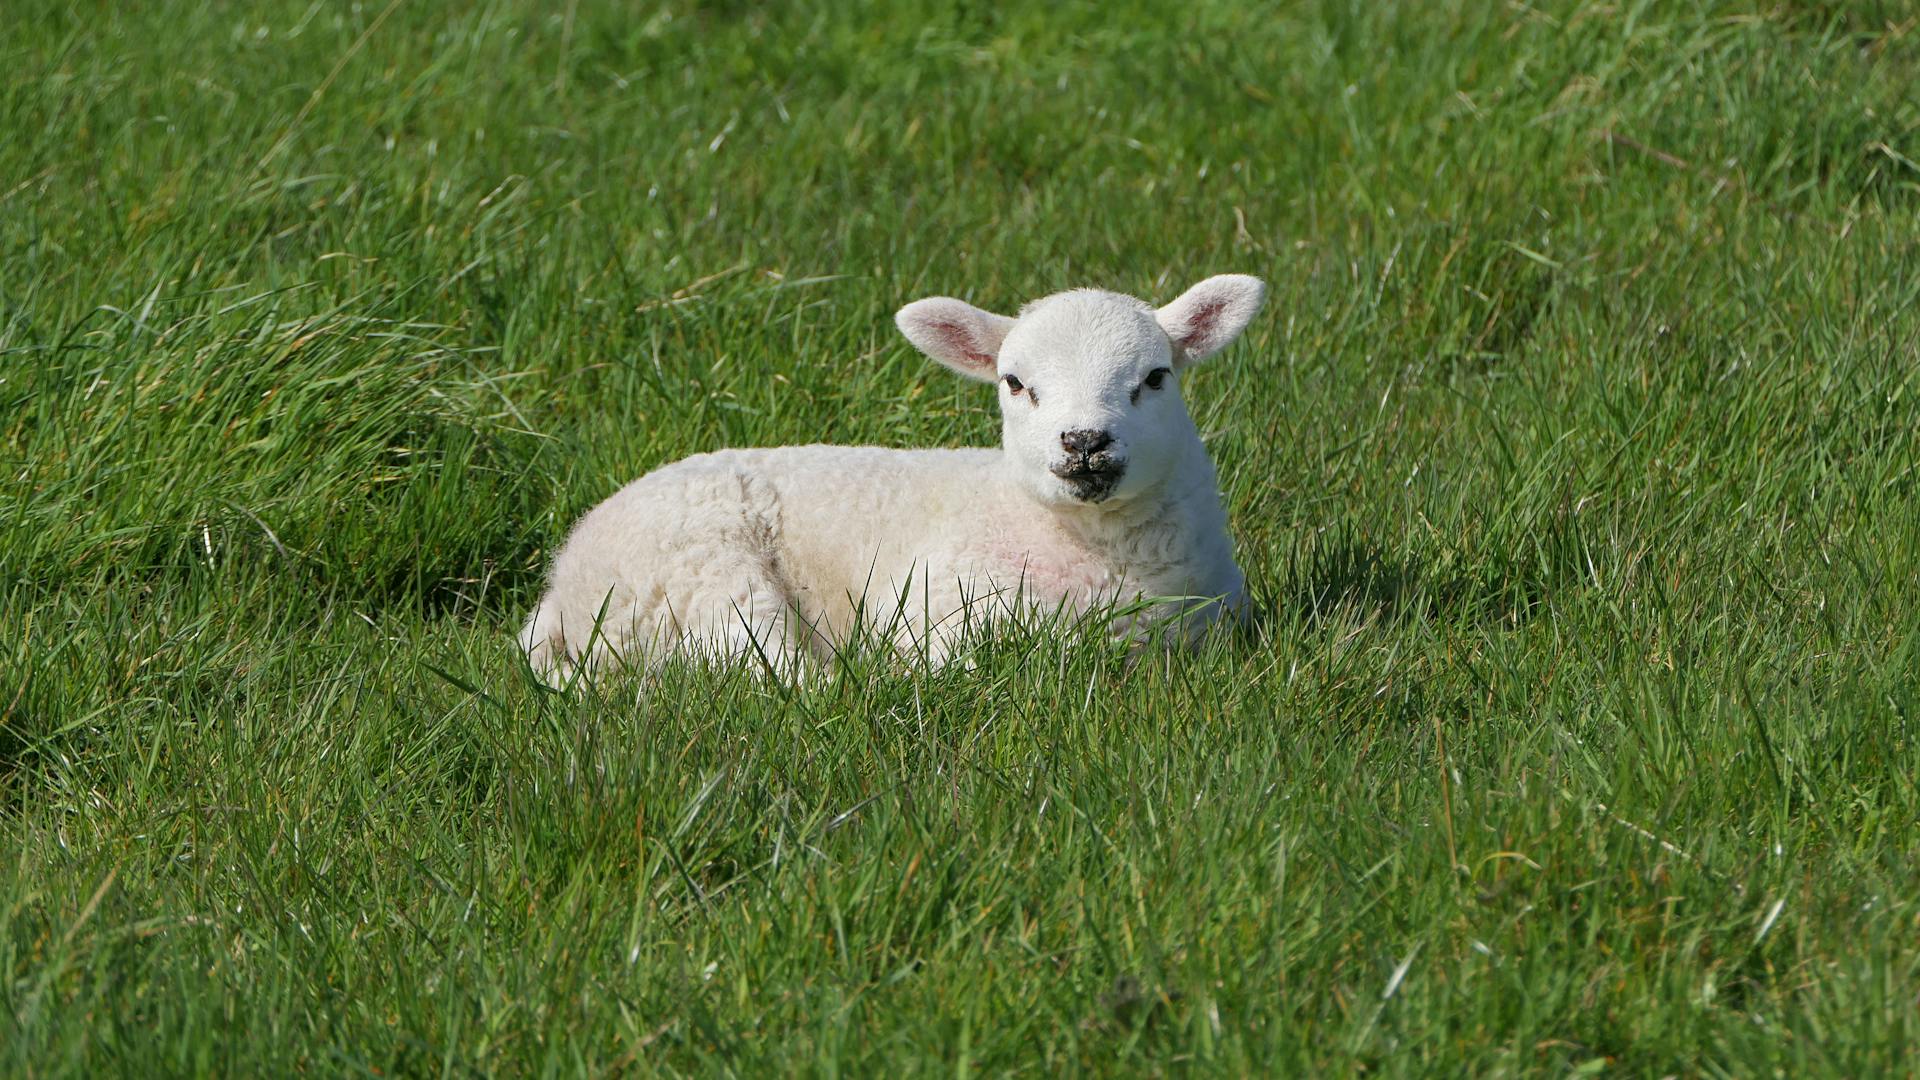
[896,275,1266,508]
[992,294,1183,505]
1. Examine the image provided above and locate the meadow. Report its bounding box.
[3,0,1918,1073]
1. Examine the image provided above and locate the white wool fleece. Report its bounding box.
[520,274,1266,683]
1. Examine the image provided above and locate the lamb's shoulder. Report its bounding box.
[960,489,1242,614]
[959,515,1116,604]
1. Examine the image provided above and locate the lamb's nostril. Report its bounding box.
[1060,429,1113,456]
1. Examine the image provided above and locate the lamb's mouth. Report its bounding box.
[1050,460,1125,502]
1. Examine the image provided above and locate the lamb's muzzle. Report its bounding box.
[1051,429,1125,501]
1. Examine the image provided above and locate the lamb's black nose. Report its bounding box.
[1060,429,1113,456]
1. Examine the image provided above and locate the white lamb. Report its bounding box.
[520,274,1266,683]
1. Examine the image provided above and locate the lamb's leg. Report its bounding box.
[523,579,810,686]
[883,573,1019,671]
[519,586,653,688]
[681,582,812,680]
[523,462,821,686]
[520,600,575,687]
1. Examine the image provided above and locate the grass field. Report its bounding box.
[4,0,1919,1073]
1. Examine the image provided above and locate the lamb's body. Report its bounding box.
[520,440,1243,680]
[520,275,1266,683]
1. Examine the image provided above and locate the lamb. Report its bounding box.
[519,274,1266,684]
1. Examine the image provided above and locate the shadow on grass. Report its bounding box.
[1274,527,1569,632]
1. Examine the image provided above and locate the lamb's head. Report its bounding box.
[896,275,1265,507]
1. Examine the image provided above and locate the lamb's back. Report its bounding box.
[718,444,1006,601]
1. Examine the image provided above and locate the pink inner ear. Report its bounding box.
[931,321,994,367]
[1174,299,1228,350]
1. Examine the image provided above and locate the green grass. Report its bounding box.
[3,0,1919,1073]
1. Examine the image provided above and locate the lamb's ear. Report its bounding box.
[894,297,1016,382]
[1156,274,1266,365]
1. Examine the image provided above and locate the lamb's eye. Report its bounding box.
[1002,374,1024,393]
[1132,368,1172,403]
